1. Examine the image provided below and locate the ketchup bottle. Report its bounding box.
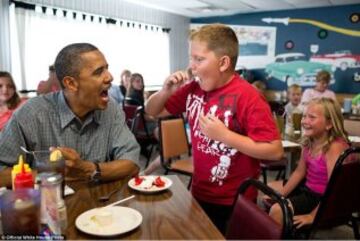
[14,162,34,189]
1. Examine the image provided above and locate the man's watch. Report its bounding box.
[90,162,101,182]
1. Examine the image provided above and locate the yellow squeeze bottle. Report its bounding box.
[11,155,31,190]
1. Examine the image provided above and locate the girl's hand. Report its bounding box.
[199,113,228,141]
[293,214,314,229]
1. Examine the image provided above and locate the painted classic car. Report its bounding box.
[265,53,334,86]
[310,50,360,71]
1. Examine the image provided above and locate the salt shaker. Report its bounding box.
[41,173,67,236]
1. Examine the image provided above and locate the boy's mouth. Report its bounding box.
[194,76,202,83]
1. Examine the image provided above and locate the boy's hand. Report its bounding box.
[163,70,191,93]
[199,113,228,141]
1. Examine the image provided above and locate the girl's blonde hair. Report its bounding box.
[302,98,349,153]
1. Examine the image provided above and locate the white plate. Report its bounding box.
[128,175,172,193]
[75,206,142,237]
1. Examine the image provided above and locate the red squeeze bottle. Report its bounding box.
[14,162,34,189]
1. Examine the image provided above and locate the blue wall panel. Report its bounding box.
[191,5,360,93]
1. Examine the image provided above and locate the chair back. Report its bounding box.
[226,179,293,240]
[158,116,193,179]
[307,146,360,238]
[123,104,156,167]
[159,116,190,160]
[123,104,141,129]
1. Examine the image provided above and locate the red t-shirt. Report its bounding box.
[165,74,280,205]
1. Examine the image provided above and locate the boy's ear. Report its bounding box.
[219,56,231,72]
[63,76,79,92]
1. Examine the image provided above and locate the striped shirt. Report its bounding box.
[0,92,140,168]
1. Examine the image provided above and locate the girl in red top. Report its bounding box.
[0,71,25,131]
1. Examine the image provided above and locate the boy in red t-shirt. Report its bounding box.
[145,24,284,234]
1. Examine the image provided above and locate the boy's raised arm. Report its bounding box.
[145,70,190,117]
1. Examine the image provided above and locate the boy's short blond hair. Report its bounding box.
[288,84,302,93]
[190,24,239,70]
[316,70,331,84]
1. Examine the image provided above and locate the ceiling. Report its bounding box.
[126,0,360,18]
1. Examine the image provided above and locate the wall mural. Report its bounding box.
[191,24,276,69]
[191,5,360,93]
[261,17,360,88]
[262,17,360,37]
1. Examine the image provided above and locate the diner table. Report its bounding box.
[65,175,224,240]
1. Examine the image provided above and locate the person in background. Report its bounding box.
[252,80,266,96]
[352,93,360,106]
[120,69,131,97]
[0,43,140,187]
[268,98,349,229]
[36,65,61,95]
[285,84,303,138]
[0,71,26,131]
[125,73,158,137]
[301,70,336,105]
[125,73,147,106]
[145,24,283,234]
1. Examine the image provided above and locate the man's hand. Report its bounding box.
[293,214,314,229]
[199,113,229,141]
[55,147,93,181]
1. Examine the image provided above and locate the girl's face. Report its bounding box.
[0,77,15,104]
[302,103,332,139]
[314,80,329,93]
[132,77,143,91]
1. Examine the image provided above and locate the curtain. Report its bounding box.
[9,3,170,90]
[0,0,11,71]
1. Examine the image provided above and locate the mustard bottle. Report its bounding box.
[11,155,31,190]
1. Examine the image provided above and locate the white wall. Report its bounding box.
[23,0,190,73]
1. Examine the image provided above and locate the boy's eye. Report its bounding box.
[191,57,205,63]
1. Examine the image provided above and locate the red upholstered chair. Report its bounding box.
[123,104,140,129]
[123,104,157,167]
[226,179,293,240]
[295,146,360,239]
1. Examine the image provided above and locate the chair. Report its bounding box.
[122,104,140,129]
[296,146,360,239]
[158,116,193,188]
[123,96,142,106]
[226,178,293,240]
[260,114,287,184]
[123,104,157,167]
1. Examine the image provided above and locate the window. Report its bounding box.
[9,3,170,90]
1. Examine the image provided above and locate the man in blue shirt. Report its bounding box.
[0,43,140,187]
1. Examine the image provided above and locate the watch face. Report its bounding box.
[91,171,101,182]
[91,163,101,182]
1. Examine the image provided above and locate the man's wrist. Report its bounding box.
[90,162,101,182]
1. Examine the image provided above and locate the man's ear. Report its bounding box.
[219,56,231,72]
[63,76,78,91]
